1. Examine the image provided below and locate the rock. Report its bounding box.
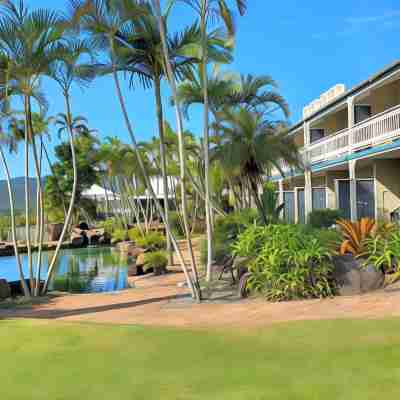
[128,263,144,276]
[116,241,135,254]
[233,257,252,280]
[0,279,11,299]
[332,255,384,296]
[87,229,103,246]
[47,223,64,242]
[78,222,89,231]
[71,234,86,247]
[136,253,145,268]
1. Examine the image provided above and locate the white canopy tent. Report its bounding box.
[82,184,119,201]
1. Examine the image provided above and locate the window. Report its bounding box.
[310,128,325,143]
[354,105,372,124]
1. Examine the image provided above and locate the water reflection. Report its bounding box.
[50,247,130,293]
[0,247,131,294]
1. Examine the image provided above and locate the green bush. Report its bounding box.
[309,209,343,229]
[128,227,143,243]
[111,228,128,244]
[169,211,184,237]
[200,209,259,264]
[98,218,123,235]
[143,251,168,274]
[135,231,166,251]
[232,224,336,301]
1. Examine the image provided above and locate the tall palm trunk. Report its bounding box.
[153,1,201,299]
[41,136,68,218]
[110,43,199,300]
[23,95,33,292]
[0,144,30,298]
[42,92,78,294]
[200,6,214,282]
[154,76,173,265]
[27,98,45,296]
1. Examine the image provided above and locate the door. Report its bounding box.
[338,180,351,220]
[357,180,375,219]
[297,189,305,224]
[312,188,327,210]
[283,192,295,223]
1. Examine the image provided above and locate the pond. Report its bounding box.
[0,247,131,294]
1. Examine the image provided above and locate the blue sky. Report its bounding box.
[3,0,400,177]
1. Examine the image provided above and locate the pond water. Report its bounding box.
[0,247,131,294]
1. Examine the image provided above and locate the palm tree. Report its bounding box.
[152,0,205,299]
[0,0,65,294]
[71,0,200,300]
[178,0,247,281]
[213,107,300,224]
[0,128,31,298]
[113,5,202,264]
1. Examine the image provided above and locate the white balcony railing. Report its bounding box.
[352,104,400,149]
[308,127,349,163]
[273,104,400,177]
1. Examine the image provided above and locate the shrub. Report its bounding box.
[169,211,184,237]
[309,209,343,229]
[111,228,128,244]
[337,218,377,256]
[128,227,143,243]
[233,224,336,301]
[200,209,259,264]
[135,231,166,251]
[98,218,123,235]
[364,228,400,285]
[143,251,168,274]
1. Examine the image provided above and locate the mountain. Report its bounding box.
[0,177,38,213]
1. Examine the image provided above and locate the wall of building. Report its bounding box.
[375,159,400,221]
[311,107,348,137]
[364,78,400,116]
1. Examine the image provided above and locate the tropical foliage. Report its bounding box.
[0,0,299,301]
[233,225,337,301]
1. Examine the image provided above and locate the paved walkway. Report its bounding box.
[1,238,400,328]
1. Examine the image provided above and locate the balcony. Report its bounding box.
[307,104,400,165]
[273,104,400,177]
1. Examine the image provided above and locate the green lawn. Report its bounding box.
[1,319,400,399]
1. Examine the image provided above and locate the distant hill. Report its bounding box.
[0,177,38,213]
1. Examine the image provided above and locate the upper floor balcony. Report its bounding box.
[307,103,400,165]
[273,64,400,178]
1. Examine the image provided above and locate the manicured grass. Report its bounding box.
[1,319,400,399]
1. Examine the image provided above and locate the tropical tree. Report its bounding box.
[0,127,30,298]
[0,0,66,293]
[71,0,201,300]
[213,106,299,224]
[179,0,247,281]
[114,2,208,264]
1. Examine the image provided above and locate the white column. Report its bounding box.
[349,159,357,221]
[305,169,312,222]
[278,180,284,205]
[347,96,355,151]
[304,121,310,146]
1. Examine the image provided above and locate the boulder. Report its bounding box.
[136,253,145,268]
[128,263,144,276]
[332,255,384,296]
[71,234,86,248]
[233,257,252,280]
[47,223,64,242]
[78,222,89,231]
[0,279,11,300]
